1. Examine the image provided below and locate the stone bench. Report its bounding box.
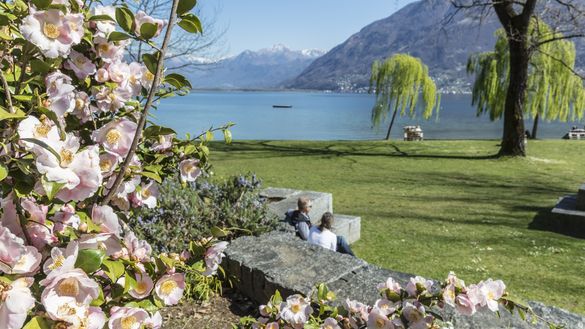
[225,231,585,329]
[260,187,361,243]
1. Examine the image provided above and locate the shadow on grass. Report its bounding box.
[529,206,585,239]
[212,141,499,161]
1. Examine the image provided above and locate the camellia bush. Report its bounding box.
[239,273,563,329]
[0,0,232,328]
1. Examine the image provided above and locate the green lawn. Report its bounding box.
[209,140,585,314]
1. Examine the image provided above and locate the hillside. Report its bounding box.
[288,0,584,92]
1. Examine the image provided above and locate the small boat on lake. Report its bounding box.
[272,105,293,109]
[563,126,585,140]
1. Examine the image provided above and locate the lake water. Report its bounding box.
[153,91,582,140]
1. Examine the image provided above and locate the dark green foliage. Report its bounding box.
[129,173,278,253]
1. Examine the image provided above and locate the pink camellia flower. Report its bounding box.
[87,307,107,329]
[78,233,123,257]
[94,38,127,63]
[107,62,130,84]
[52,204,81,233]
[279,295,312,329]
[124,231,152,262]
[154,273,185,306]
[21,198,58,250]
[468,279,505,312]
[18,115,59,151]
[99,153,119,177]
[94,85,132,113]
[56,145,103,202]
[344,299,368,320]
[321,318,340,329]
[405,276,434,297]
[91,205,121,236]
[203,241,228,276]
[43,242,78,276]
[367,308,394,329]
[131,181,159,209]
[90,6,116,37]
[108,306,150,329]
[129,270,154,299]
[107,176,141,211]
[141,66,155,90]
[377,277,402,301]
[40,268,100,304]
[65,50,97,79]
[374,299,397,316]
[0,277,36,329]
[20,10,79,58]
[92,119,138,158]
[152,134,174,152]
[145,311,163,329]
[127,62,144,96]
[43,295,88,327]
[402,302,432,329]
[455,293,476,316]
[265,322,279,329]
[73,91,92,123]
[95,67,110,83]
[1,193,24,238]
[179,159,201,182]
[134,11,166,38]
[0,225,42,275]
[45,71,76,117]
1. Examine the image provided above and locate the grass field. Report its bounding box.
[209,140,585,314]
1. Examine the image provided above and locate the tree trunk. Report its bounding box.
[499,35,529,156]
[531,113,539,139]
[385,108,399,140]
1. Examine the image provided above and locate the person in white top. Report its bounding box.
[308,212,337,252]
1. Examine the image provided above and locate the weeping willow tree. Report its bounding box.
[468,21,585,139]
[369,54,441,140]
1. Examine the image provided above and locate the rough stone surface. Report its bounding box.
[332,214,361,244]
[225,232,365,304]
[225,231,585,329]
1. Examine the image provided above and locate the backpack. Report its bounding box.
[284,209,312,237]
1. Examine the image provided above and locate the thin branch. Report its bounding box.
[102,0,181,206]
[0,69,14,114]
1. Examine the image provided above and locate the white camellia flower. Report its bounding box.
[108,306,150,329]
[131,180,159,209]
[279,295,312,328]
[154,274,185,306]
[0,225,42,275]
[17,116,60,151]
[91,205,122,237]
[92,119,138,158]
[20,10,83,58]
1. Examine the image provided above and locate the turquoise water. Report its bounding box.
[153,91,582,140]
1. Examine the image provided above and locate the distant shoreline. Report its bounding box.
[190,88,471,95]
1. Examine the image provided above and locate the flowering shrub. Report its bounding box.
[0,0,231,328]
[239,273,562,329]
[130,173,279,253]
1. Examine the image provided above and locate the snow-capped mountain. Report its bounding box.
[183,45,325,89]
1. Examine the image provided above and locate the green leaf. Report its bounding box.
[140,170,162,184]
[75,249,106,274]
[90,286,105,306]
[211,226,229,238]
[68,0,80,12]
[13,95,33,102]
[165,73,192,89]
[89,15,116,22]
[115,7,135,33]
[124,270,137,294]
[0,106,26,122]
[0,164,7,182]
[102,259,126,282]
[139,22,158,40]
[20,138,61,162]
[41,176,65,201]
[23,316,52,329]
[223,129,232,144]
[108,31,132,42]
[177,0,197,15]
[143,125,176,138]
[30,0,51,10]
[177,14,202,34]
[142,52,160,75]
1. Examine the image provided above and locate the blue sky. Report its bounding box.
[202,0,417,56]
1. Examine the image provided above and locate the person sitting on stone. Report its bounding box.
[284,196,312,240]
[308,212,355,256]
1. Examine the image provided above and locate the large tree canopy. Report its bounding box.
[369,54,440,140]
[467,21,585,132]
